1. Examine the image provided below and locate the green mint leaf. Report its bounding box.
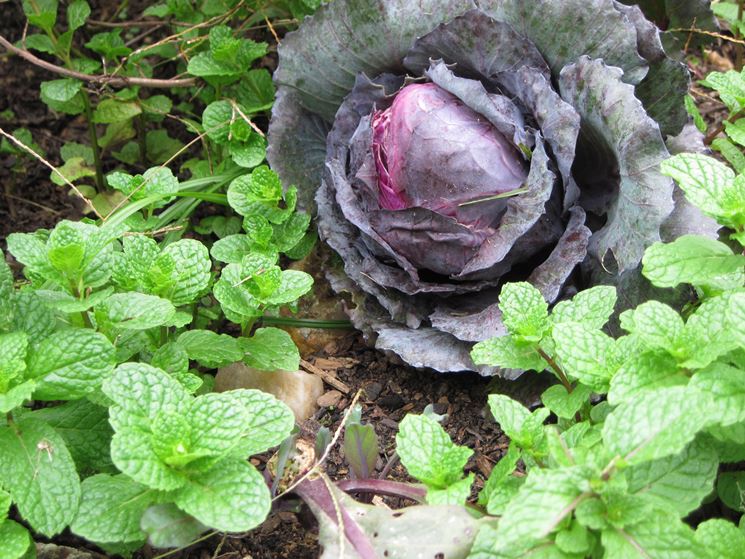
[112,235,160,291]
[174,459,270,532]
[600,510,701,559]
[227,166,288,223]
[488,394,547,451]
[92,99,141,124]
[602,386,712,464]
[619,301,685,354]
[550,285,617,329]
[726,118,745,148]
[150,342,189,377]
[552,322,615,392]
[28,400,114,475]
[22,0,58,32]
[27,329,116,400]
[139,95,172,119]
[187,52,241,85]
[0,251,13,329]
[642,235,745,290]
[626,438,718,517]
[470,335,546,371]
[712,137,745,174]
[661,153,735,216]
[234,69,275,113]
[718,471,745,512]
[185,393,251,458]
[140,503,207,549]
[263,270,313,305]
[71,474,154,545]
[555,521,592,555]
[727,292,745,348]
[40,79,85,115]
[541,383,592,420]
[103,363,191,422]
[101,292,176,330]
[475,467,589,556]
[67,0,90,31]
[0,488,10,520]
[202,100,232,144]
[210,234,253,264]
[236,39,267,67]
[229,133,266,169]
[499,282,549,342]
[213,264,260,321]
[695,519,745,559]
[396,413,472,491]
[0,520,32,559]
[224,389,295,457]
[194,215,242,239]
[22,34,56,54]
[155,239,211,306]
[30,287,110,314]
[0,418,80,536]
[11,290,56,340]
[426,474,475,506]
[479,444,522,515]
[110,425,186,491]
[272,212,311,253]
[85,29,132,58]
[145,129,183,165]
[47,220,85,275]
[701,69,745,113]
[176,330,243,369]
[6,231,59,282]
[689,362,745,427]
[0,381,36,414]
[684,94,707,133]
[608,350,684,405]
[209,25,241,60]
[0,331,28,388]
[240,327,299,372]
[682,294,741,369]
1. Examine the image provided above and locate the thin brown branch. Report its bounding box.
[0,34,197,88]
[667,27,745,45]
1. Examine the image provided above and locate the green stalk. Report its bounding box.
[260,316,353,329]
[81,92,105,192]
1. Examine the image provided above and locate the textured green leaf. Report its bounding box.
[701,69,745,113]
[470,335,546,371]
[11,290,56,341]
[601,511,701,559]
[240,327,299,372]
[0,331,28,387]
[396,414,472,489]
[0,381,36,414]
[71,474,154,544]
[0,250,13,329]
[22,0,58,32]
[187,52,241,82]
[110,426,186,491]
[235,69,275,113]
[40,79,84,115]
[263,270,313,305]
[27,329,116,400]
[102,292,176,330]
[684,94,707,134]
[682,294,741,369]
[541,384,592,420]
[67,0,90,31]
[690,363,745,427]
[230,134,266,169]
[626,437,718,517]
[225,388,295,457]
[727,292,745,347]
[145,129,183,164]
[177,330,243,368]
[619,301,685,354]
[661,153,745,225]
[7,232,58,282]
[726,118,745,148]
[140,94,172,118]
[488,394,547,450]
[202,100,232,143]
[0,418,80,536]
[499,282,549,342]
[157,239,211,305]
[103,363,191,421]
[479,445,522,515]
[717,471,745,512]
[475,467,589,556]
[550,285,617,330]
[174,459,270,532]
[210,234,253,264]
[642,236,745,290]
[140,503,207,549]
[186,393,250,457]
[696,519,745,559]
[603,386,711,464]
[426,474,474,506]
[0,519,32,559]
[712,137,745,174]
[85,29,132,58]
[150,342,189,377]
[93,99,142,124]
[552,322,615,392]
[608,351,685,405]
[29,400,114,475]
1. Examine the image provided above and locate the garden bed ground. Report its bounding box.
[0,2,738,557]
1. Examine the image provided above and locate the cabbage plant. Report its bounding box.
[268,0,716,374]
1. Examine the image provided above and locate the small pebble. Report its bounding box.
[317,390,343,408]
[364,382,383,401]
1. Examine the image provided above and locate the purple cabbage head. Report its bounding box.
[267,0,718,375]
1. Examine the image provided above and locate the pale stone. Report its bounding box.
[317,390,343,408]
[215,362,324,422]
